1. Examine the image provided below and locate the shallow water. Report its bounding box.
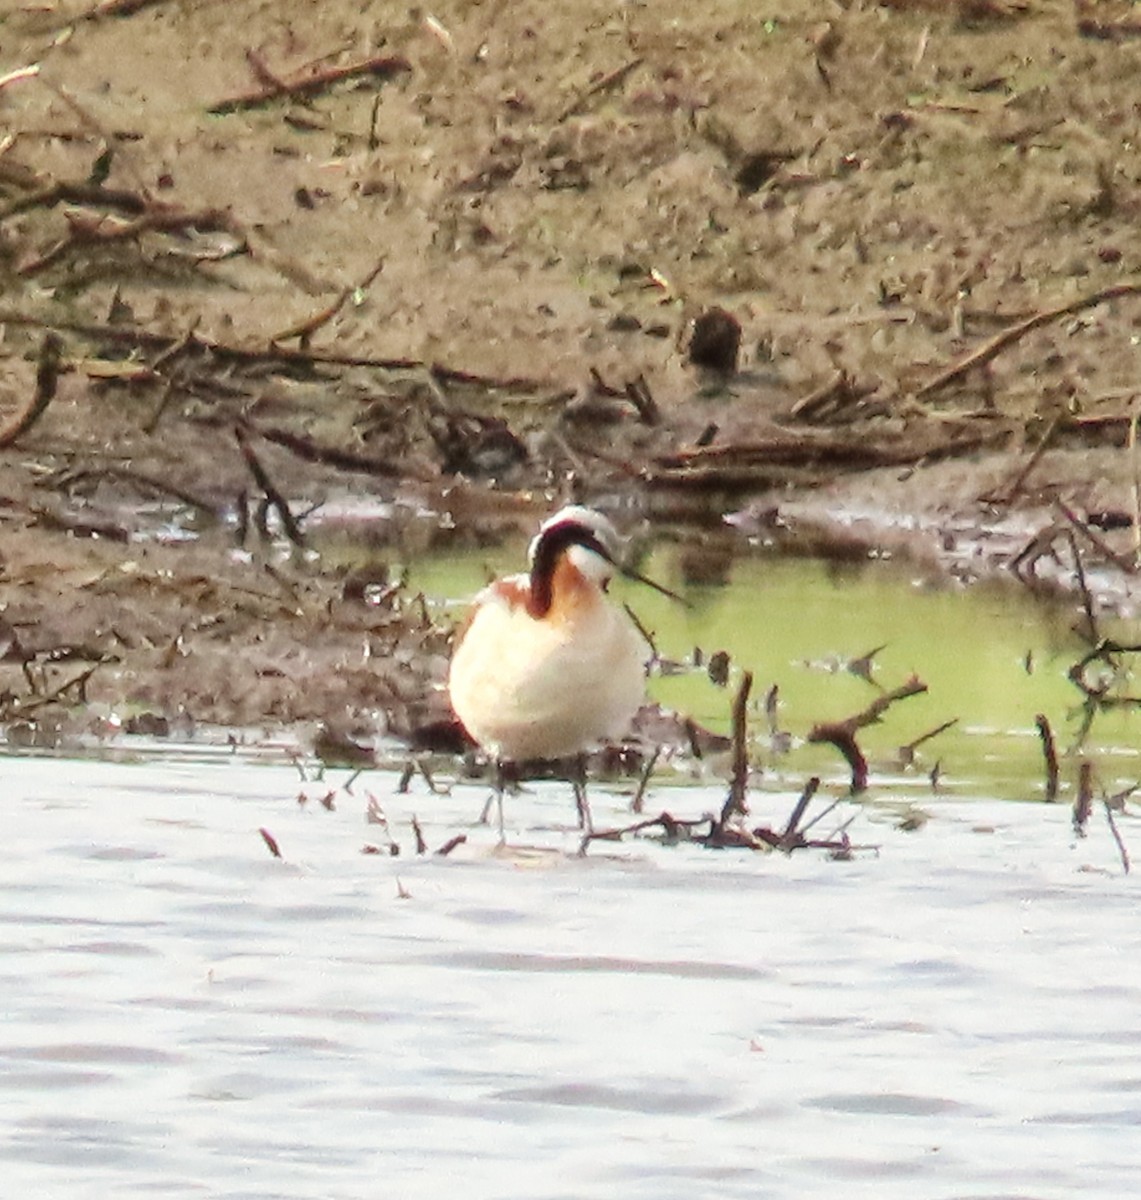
[413,544,1141,804]
[3,754,1140,1199]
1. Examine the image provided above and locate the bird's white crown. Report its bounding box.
[528,505,621,568]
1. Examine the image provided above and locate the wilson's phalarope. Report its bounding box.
[448,505,674,839]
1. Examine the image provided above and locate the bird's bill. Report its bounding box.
[618,563,690,607]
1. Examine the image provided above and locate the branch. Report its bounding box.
[808,677,928,793]
[209,53,411,114]
[915,281,1141,400]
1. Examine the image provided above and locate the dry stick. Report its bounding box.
[1103,801,1131,874]
[1065,529,1100,647]
[624,375,661,426]
[981,413,1062,505]
[234,427,305,547]
[245,49,289,95]
[808,677,928,794]
[1036,714,1060,803]
[718,671,754,829]
[0,332,62,448]
[899,717,959,764]
[779,776,821,849]
[16,662,103,713]
[35,77,152,197]
[209,53,412,114]
[18,206,238,277]
[555,57,644,124]
[622,602,658,664]
[0,311,550,391]
[411,815,427,855]
[56,466,219,518]
[76,0,172,19]
[583,811,713,849]
[630,745,662,815]
[1057,500,1136,575]
[271,256,386,345]
[915,281,1141,400]
[259,828,283,858]
[144,320,200,434]
[252,424,411,480]
[435,834,467,857]
[1073,760,1094,836]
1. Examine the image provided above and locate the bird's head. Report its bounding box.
[528,505,622,592]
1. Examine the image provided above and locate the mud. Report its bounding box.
[1,1,1140,743]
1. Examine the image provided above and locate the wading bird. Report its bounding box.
[448,505,675,840]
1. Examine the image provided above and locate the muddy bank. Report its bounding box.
[1,1,1140,744]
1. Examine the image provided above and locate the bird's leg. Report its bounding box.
[477,759,508,842]
[572,753,593,835]
[493,758,507,844]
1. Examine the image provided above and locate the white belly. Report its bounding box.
[448,594,647,762]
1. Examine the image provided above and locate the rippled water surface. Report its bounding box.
[4,753,1140,1199]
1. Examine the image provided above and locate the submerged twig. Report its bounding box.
[1036,713,1060,803]
[717,670,753,829]
[808,677,928,793]
[1073,760,1093,834]
[1104,800,1131,874]
[630,745,661,815]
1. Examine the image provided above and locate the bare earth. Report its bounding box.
[1,0,1140,744]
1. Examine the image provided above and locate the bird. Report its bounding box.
[448,504,673,841]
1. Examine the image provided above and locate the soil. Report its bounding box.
[1,0,1140,749]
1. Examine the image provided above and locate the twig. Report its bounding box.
[808,677,928,793]
[581,811,714,851]
[898,717,958,766]
[252,423,410,480]
[271,256,386,344]
[435,834,467,856]
[1036,713,1059,803]
[209,53,412,114]
[915,281,1141,400]
[259,827,283,858]
[555,57,644,124]
[622,602,658,664]
[1073,760,1093,835]
[234,426,305,547]
[1057,499,1136,575]
[630,745,661,815]
[0,332,62,448]
[718,671,753,828]
[17,206,238,277]
[1104,800,1131,874]
[779,776,820,849]
[1066,529,1100,646]
[0,310,551,391]
[623,374,661,426]
[77,0,173,18]
[981,414,1061,505]
[143,320,201,434]
[411,815,427,855]
[48,466,219,519]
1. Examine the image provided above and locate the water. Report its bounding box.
[3,753,1139,1199]
[412,544,1141,804]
